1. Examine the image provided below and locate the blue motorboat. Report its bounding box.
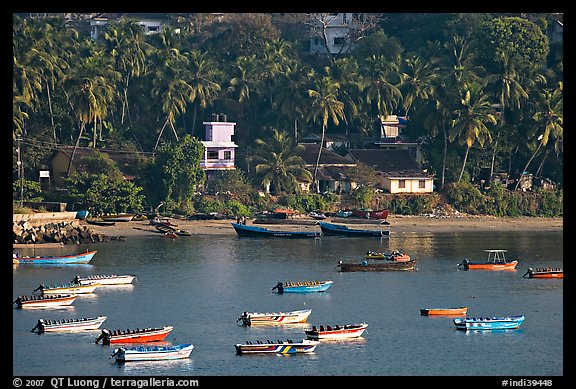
[272,280,333,293]
[231,223,321,238]
[453,315,525,331]
[318,221,390,237]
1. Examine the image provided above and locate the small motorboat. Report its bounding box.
[12,250,97,264]
[111,343,194,362]
[95,326,173,344]
[309,211,327,220]
[305,323,368,340]
[100,213,134,222]
[337,259,417,272]
[523,267,563,279]
[237,309,312,326]
[453,315,525,331]
[420,307,468,316]
[319,221,390,237]
[457,249,518,270]
[33,283,99,295]
[365,250,411,261]
[13,294,77,308]
[162,232,178,239]
[72,274,136,286]
[271,280,333,293]
[231,223,321,238]
[234,339,319,355]
[31,316,107,333]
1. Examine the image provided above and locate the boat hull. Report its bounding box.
[232,223,321,238]
[101,214,134,222]
[453,315,525,330]
[420,307,468,316]
[305,323,368,340]
[75,275,136,285]
[235,340,318,354]
[239,309,312,326]
[14,250,97,264]
[462,260,518,270]
[15,294,77,308]
[319,222,389,237]
[523,268,563,279]
[97,326,173,344]
[35,316,107,332]
[338,259,417,272]
[275,281,333,293]
[38,284,99,295]
[113,344,194,362]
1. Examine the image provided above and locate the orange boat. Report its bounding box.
[420,307,468,316]
[523,267,563,279]
[95,326,173,344]
[458,250,518,271]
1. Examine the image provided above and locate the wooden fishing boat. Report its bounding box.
[523,267,563,279]
[232,222,321,238]
[162,232,178,239]
[13,294,77,308]
[111,343,194,362]
[365,250,411,261]
[309,211,327,220]
[337,259,417,272]
[95,326,173,344]
[453,315,525,331]
[234,339,319,355]
[175,229,192,236]
[319,221,390,237]
[31,316,107,333]
[271,280,333,293]
[73,274,136,286]
[86,218,116,226]
[34,282,99,295]
[305,323,368,340]
[237,309,312,326]
[458,249,518,270]
[420,307,468,316]
[351,208,389,220]
[334,210,353,218]
[100,213,134,222]
[12,250,97,265]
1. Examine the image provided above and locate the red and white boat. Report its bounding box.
[31,316,107,332]
[13,294,77,308]
[237,309,312,326]
[458,250,518,271]
[305,323,368,340]
[523,267,563,279]
[95,326,173,344]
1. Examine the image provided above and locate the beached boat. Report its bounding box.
[319,221,390,237]
[523,267,563,279]
[365,250,410,261]
[234,339,319,355]
[100,213,134,222]
[237,309,312,326]
[271,280,333,293]
[12,250,97,265]
[73,274,136,286]
[337,259,417,272]
[420,307,468,316]
[351,208,389,220]
[305,323,368,340]
[13,294,77,308]
[34,283,99,295]
[161,232,178,239]
[111,343,194,362]
[453,315,525,331]
[458,249,518,270]
[231,222,321,238]
[95,326,173,344]
[31,316,107,333]
[86,218,116,226]
[309,211,327,220]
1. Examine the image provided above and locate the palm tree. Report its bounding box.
[252,129,312,194]
[514,81,563,190]
[307,76,345,192]
[187,50,222,136]
[449,82,497,182]
[485,50,529,183]
[398,55,437,116]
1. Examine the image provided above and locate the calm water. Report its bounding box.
[13,228,563,377]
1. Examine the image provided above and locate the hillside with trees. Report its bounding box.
[13,13,563,218]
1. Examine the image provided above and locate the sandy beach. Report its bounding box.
[81,215,563,239]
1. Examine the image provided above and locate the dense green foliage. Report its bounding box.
[13,13,562,217]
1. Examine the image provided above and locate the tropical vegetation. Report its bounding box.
[13,13,563,217]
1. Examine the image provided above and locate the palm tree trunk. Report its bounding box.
[441,123,448,188]
[66,121,86,177]
[312,124,326,193]
[535,148,550,177]
[514,143,543,190]
[46,82,56,145]
[154,118,170,150]
[457,146,470,182]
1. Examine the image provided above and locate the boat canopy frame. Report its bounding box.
[485,249,508,264]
